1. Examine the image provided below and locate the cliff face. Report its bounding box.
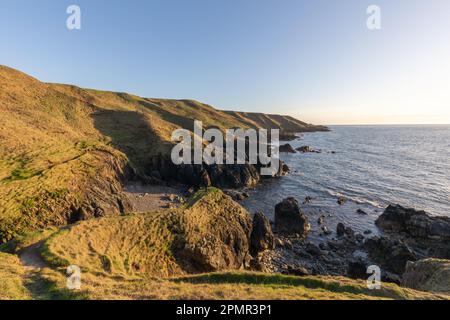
[223,111,329,133]
[0,65,326,242]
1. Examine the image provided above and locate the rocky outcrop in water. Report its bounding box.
[274,198,310,237]
[279,143,296,153]
[376,204,450,241]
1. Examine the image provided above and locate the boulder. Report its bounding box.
[296,146,311,153]
[250,212,275,256]
[337,196,346,205]
[279,143,296,153]
[347,259,368,279]
[274,198,310,237]
[336,223,346,237]
[402,259,450,294]
[376,204,450,241]
[365,236,417,275]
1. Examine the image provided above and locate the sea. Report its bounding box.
[241,125,450,241]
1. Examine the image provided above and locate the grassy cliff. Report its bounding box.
[0,65,325,242]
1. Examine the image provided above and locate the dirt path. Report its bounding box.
[19,242,47,269]
[124,182,187,213]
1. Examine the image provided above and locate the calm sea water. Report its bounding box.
[241,125,450,240]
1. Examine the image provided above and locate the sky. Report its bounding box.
[1,0,449,125]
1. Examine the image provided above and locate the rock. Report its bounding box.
[337,196,346,205]
[279,143,296,153]
[376,204,450,241]
[356,209,368,215]
[286,265,310,276]
[176,189,253,273]
[347,259,368,279]
[363,229,372,235]
[355,234,365,242]
[250,212,275,256]
[317,215,325,225]
[322,226,332,235]
[303,196,313,204]
[306,243,323,256]
[281,162,290,174]
[296,146,311,153]
[336,223,346,237]
[365,236,417,275]
[345,226,355,238]
[402,259,450,294]
[274,198,310,237]
[242,192,250,198]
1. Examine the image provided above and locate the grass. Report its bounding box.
[1,65,448,301]
[0,65,322,242]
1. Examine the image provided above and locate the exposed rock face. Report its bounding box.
[364,236,416,275]
[279,143,296,153]
[376,204,450,241]
[176,189,253,273]
[347,259,368,279]
[150,155,289,189]
[274,198,310,237]
[402,259,450,294]
[250,212,275,256]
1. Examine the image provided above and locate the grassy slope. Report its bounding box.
[0,65,324,242]
[2,66,443,300]
[1,189,446,300]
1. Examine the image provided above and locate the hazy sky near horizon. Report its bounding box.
[1,0,449,125]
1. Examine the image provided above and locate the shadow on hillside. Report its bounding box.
[137,99,197,131]
[92,110,169,174]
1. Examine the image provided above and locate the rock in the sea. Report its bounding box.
[279,143,296,153]
[305,243,323,256]
[336,223,346,237]
[365,236,417,275]
[250,212,275,256]
[356,209,368,215]
[376,204,450,241]
[317,215,325,225]
[274,198,310,237]
[296,146,311,153]
[402,258,450,294]
[303,196,313,204]
[337,196,346,205]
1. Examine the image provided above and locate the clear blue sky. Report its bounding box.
[1,0,449,124]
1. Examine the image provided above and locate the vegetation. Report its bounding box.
[1,65,447,300]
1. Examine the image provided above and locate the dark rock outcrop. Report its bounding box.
[250,212,275,256]
[347,259,368,279]
[296,146,311,153]
[402,258,450,294]
[376,204,450,241]
[364,236,417,275]
[274,198,310,237]
[279,143,296,153]
[336,223,346,237]
[150,154,289,189]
